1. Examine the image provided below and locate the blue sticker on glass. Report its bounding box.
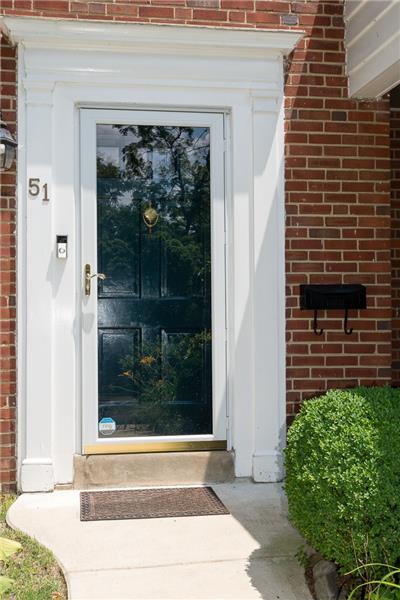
[99,417,116,436]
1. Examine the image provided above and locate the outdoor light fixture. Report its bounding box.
[0,113,17,172]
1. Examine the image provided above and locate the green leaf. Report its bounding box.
[0,575,14,596]
[0,537,22,560]
[284,386,400,575]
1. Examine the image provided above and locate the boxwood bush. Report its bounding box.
[285,387,400,572]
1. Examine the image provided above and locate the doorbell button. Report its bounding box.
[56,235,68,259]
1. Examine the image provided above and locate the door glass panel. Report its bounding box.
[96,123,212,437]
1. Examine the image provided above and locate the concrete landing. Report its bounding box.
[7,481,312,600]
[73,451,235,489]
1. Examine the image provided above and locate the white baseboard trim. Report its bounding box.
[252,452,284,483]
[20,459,54,492]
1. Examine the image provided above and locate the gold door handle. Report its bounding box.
[84,264,106,296]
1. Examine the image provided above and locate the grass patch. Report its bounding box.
[0,495,67,599]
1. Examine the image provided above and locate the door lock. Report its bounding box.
[84,263,106,296]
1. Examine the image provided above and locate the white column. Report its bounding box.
[229,101,255,477]
[251,85,286,482]
[20,81,55,492]
[52,89,77,484]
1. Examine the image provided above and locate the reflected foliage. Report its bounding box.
[115,331,212,436]
[96,124,213,437]
[97,125,211,297]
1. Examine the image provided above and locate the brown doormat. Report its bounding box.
[80,487,230,521]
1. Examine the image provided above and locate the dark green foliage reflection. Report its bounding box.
[96,124,212,437]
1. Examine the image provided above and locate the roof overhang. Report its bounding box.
[345,0,400,98]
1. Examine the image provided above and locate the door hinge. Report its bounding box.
[223,135,229,156]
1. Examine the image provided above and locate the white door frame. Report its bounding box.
[80,108,227,451]
[0,16,303,491]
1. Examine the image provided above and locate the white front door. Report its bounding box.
[80,109,227,454]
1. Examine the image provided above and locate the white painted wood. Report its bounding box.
[1,17,302,55]
[228,102,254,477]
[20,81,55,492]
[349,33,400,98]
[52,87,80,484]
[209,114,228,444]
[80,108,227,448]
[252,82,286,482]
[1,16,302,490]
[16,45,27,490]
[346,0,392,44]
[345,0,364,21]
[345,0,400,97]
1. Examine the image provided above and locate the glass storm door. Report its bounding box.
[81,109,227,453]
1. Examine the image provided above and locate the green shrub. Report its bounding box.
[347,563,400,599]
[284,387,400,573]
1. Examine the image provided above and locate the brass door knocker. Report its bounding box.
[143,206,159,234]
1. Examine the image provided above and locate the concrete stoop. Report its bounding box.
[73,450,235,489]
[8,482,312,599]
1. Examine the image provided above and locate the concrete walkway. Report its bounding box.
[8,481,312,600]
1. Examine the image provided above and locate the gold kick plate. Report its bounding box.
[84,440,227,455]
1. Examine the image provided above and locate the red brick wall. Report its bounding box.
[0,0,341,26]
[284,7,392,417]
[391,87,400,385]
[0,34,17,492]
[0,0,393,487]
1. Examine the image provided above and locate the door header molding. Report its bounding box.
[1,17,303,57]
[3,17,303,96]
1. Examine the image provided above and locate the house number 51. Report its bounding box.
[28,178,50,202]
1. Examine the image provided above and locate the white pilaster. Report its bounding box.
[20,81,55,491]
[251,78,286,482]
[230,101,254,477]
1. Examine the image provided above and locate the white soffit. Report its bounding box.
[0,16,303,57]
[345,0,400,98]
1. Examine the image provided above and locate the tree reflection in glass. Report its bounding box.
[96,124,212,437]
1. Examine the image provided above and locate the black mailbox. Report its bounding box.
[299,284,366,336]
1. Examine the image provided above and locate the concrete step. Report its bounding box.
[73,451,235,489]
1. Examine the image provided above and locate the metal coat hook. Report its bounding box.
[344,308,353,335]
[313,310,324,336]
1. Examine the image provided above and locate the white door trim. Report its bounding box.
[0,16,303,491]
[80,108,227,449]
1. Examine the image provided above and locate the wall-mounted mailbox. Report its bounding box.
[300,284,366,336]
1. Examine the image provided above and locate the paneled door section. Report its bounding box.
[81,109,227,453]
